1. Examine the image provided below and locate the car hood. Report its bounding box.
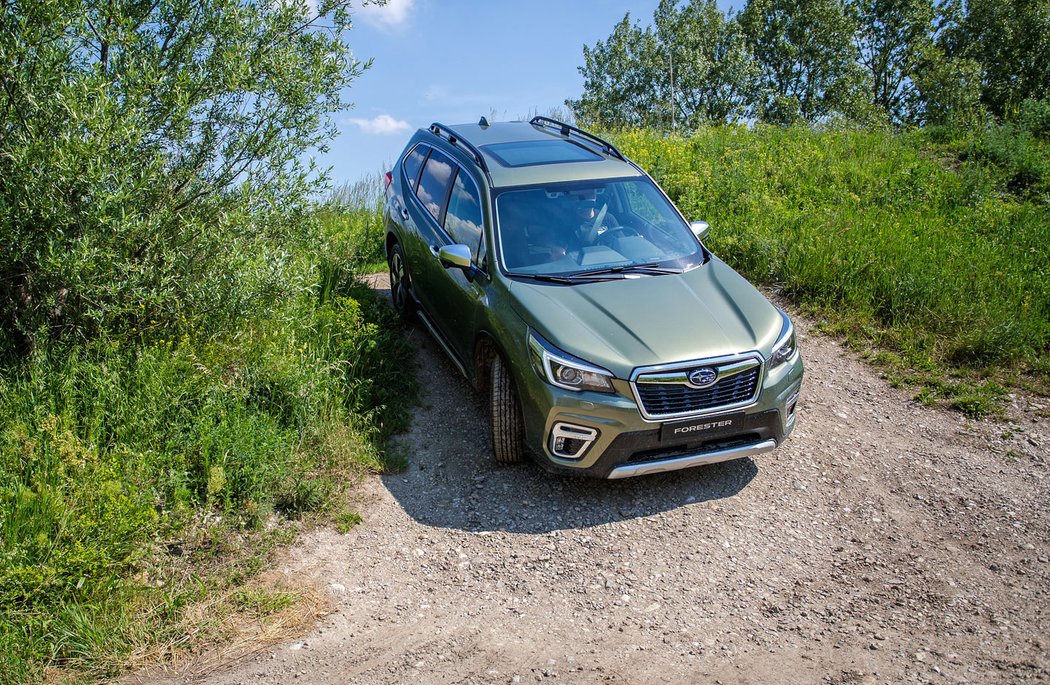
[506,258,782,378]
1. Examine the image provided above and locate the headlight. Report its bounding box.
[527,330,615,393]
[769,311,797,369]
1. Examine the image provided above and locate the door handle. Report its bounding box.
[399,204,409,221]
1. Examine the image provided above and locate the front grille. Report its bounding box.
[636,367,759,418]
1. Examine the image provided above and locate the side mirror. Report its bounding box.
[690,221,710,242]
[438,244,472,270]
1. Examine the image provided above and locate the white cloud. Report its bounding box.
[343,114,412,135]
[355,0,414,29]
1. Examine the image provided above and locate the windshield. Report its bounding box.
[495,177,703,279]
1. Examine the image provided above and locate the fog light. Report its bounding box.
[784,389,801,429]
[549,423,598,460]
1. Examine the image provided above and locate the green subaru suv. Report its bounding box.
[384,117,802,478]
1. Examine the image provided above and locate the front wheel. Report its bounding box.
[490,355,526,464]
[388,242,414,319]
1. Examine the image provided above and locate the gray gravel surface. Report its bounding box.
[143,277,1050,684]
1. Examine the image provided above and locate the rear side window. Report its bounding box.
[415,149,455,223]
[402,144,427,191]
[444,170,484,258]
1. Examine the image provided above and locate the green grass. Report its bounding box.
[615,125,1049,414]
[0,200,411,683]
[334,511,364,534]
[231,588,295,616]
[321,176,389,276]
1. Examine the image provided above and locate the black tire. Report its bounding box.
[387,242,414,319]
[490,355,526,464]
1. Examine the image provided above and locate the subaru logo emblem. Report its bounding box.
[688,367,718,388]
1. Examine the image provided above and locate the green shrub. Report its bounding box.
[0,231,414,680]
[0,4,404,681]
[1017,98,1050,140]
[967,126,1050,198]
[0,1,365,358]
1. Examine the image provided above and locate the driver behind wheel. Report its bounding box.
[575,196,618,245]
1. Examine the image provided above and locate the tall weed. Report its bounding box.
[319,174,389,274]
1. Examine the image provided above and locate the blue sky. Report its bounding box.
[322,0,735,184]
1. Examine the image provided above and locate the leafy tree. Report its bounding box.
[850,0,937,124]
[568,1,756,130]
[911,45,985,127]
[652,0,757,127]
[567,14,665,129]
[737,0,864,123]
[0,0,367,357]
[945,0,1050,119]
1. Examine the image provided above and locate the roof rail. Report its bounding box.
[529,116,626,162]
[429,122,489,172]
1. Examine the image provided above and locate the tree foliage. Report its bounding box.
[568,0,1050,130]
[0,0,366,357]
[738,0,863,124]
[569,1,755,130]
[910,44,985,127]
[653,0,756,127]
[944,0,1050,119]
[851,0,937,124]
[568,14,666,129]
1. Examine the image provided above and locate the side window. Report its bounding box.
[402,144,427,191]
[415,149,455,224]
[444,169,484,259]
[622,180,675,231]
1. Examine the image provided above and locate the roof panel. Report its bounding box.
[483,140,602,168]
[442,121,640,188]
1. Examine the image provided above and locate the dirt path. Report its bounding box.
[149,276,1049,684]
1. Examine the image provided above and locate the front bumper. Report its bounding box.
[607,439,777,479]
[517,354,803,479]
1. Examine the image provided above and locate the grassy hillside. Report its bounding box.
[0,205,408,683]
[617,124,1050,413]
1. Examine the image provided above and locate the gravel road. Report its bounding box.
[151,276,1049,684]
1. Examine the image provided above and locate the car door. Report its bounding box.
[404,147,456,318]
[421,166,488,363]
[388,142,427,254]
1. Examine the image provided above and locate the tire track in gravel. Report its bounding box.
[145,275,1050,685]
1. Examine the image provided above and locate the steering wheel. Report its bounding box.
[596,225,641,245]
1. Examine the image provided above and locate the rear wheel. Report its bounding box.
[388,242,414,319]
[489,355,526,464]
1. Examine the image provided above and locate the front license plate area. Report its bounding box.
[660,412,746,443]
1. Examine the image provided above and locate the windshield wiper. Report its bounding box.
[568,262,683,278]
[510,263,682,284]
[509,273,585,284]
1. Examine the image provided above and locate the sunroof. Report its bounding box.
[482,140,603,167]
